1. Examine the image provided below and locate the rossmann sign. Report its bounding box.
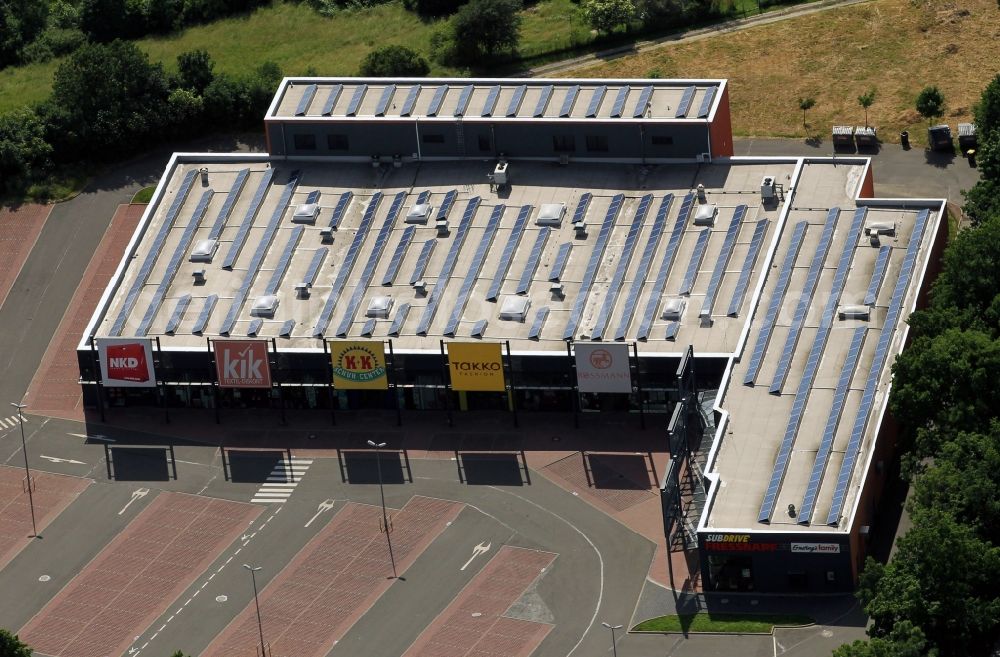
[213,340,272,389]
[96,338,156,388]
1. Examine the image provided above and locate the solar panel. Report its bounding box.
[265,225,304,295]
[375,84,396,116]
[247,318,262,336]
[303,248,327,287]
[664,321,680,340]
[610,86,629,118]
[334,191,406,337]
[470,319,488,338]
[727,219,769,317]
[111,169,198,335]
[678,229,711,296]
[612,194,672,340]
[346,84,367,116]
[455,84,474,116]
[415,190,430,205]
[563,194,625,339]
[219,172,300,335]
[592,194,652,339]
[295,84,317,116]
[303,190,320,205]
[586,86,607,118]
[165,294,192,334]
[436,190,457,221]
[209,168,249,240]
[572,193,592,225]
[191,294,217,334]
[631,85,653,118]
[361,317,376,337]
[427,85,447,116]
[559,85,580,117]
[697,86,717,118]
[674,86,695,118]
[528,307,549,339]
[223,168,276,269]
[768,209,839,394]
[533,85,554,117]
[279,319,295,337]
[382,225,416,286]
[516,228,550,294]
[329,191,353,230]
[743,220,807,384]
[797,325,866,523]
[310,191,383,337]
[636,193,694,340]
[415,197,480,335]
[136,188,214,336]
[321,84,343,115]
[444,204,504,335]
[864,245,891,305]
[481,85,501,117]
[388,302,411,336]
[506,85,527,117]
[826,209,930,525]
[486,204,531,301]
[549,242,572,281]
[400,85,421,117]
[699,205,746,319]
[409,239,436,285]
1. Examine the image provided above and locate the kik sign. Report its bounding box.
[330,341,388,390]
[96,338,157,388]
[448,342,506,392]
[213,340,271,388]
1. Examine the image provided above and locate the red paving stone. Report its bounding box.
[402,546,556,657]
[23,204,144,421]
[203,495,463,657]
[541,452,658,514]
[19,491,261,657]
[0,465,90,571]
[0,204,51,310]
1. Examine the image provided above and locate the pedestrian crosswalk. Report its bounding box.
[0,414,27,430]
[250,457,313,504]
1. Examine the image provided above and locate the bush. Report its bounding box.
[450,0,522,64]
[582,0,636,33]
[0,0,50,68]
[0,108,53,194]
[403,0,468,16]
[358,45,430,77]
[19,27,87,64]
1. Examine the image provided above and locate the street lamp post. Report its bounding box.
[243,564,266,657]
[11,402,37,538]
[601,622,623,657]
[367,440,397,578]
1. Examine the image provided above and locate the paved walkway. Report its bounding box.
[0,204,51,310]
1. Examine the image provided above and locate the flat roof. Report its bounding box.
[267,78,726,122]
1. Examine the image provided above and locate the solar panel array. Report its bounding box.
[726,219,769,317]
[632,85,653,118]
[415,197,481,335]
[560,85,580,117]
[295,84,317,116]
[334,191,406,337]
[533,85,554,117]
[697,87,717,118]
[191,294,217,334]
[591,194,653,339]
[110,169,198,335]
[381,225,416,286]
[610,86,629,118]
[427,85,447,116]
[361,317,376,337]
[674,86,695,118]
[444,204,504,336]
[136,188,214,336]
[636,193,694,340]
[165,294,192,334]
[826,208,930,525]
[388,302,411,336]
[303,248,328,287]
[470,319,488,338]
[375,84,396,116]
[864,245,891,305]
[223,168,276,269]
[481,85,501,117]
[486,204,531,301]
[528,307,549,339]
[247,318,262,336]
[409,239,436,285]
[436,189,457,221]
[665,321,680,340]
[321,84,343,115]
[329,191,354,230]
[699,205,747,319]
[400,85,421,117]
[572,193,592,225]
[743,221,807,385]
[548,242,572,282]
[516,228,550,294]
[346,84,367,116]
[678,229,711,296]
[279,319,295,337]
[612,194,673,341]
[768,209,839,394]
[563,194,625,339]
[265,225,304,295]
[311,191,384,337]
[219,172,300,335]
[455,84,474,116]
[506,85,527,117]
[208,168,249,240]
[586,86,607,118]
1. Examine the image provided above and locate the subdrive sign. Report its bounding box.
[330,341,388,390]
[448,342,506,392]
[214,340,271,388]
[97,338,156,388]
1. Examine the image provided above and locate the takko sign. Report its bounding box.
[213,340,271,389]
[97,338,156,388]
[330,341,388,390]
[448,342,506,392]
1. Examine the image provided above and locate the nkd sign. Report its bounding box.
[96,337,156,388]
[213,340,271,388]
[574,343,632,393]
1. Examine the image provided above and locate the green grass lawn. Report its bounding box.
[131,186,157,204]
[632,613,814,634]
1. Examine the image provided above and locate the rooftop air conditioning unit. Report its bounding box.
[405,203,433,224]
[366,295,394,319]
[251,294,279,318]
[499,295,531,322]
[190,238,218,263]
[865,220,896,236]
[493,161,509,186]
[838,305,871,321]
[292,202,320,224]
[761,176,776,201]
[536,203,566,227]
[660,298,686,321]
[693,204,717,227]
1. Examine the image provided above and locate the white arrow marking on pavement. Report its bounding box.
[40,455,86,465]
[118,488,150,516]
[460,541,492,571]
[305,499,337,528]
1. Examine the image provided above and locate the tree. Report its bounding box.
[915,85,945,125]
[176,49,215,94]
[832,621,936,657]
[797,96,815,129]
[358,45,430,77]
[974,73,1000,141]
[0,629,32,657]
[79,0,134,41]
[0,0,49,67]
[858,88,876,128]
[0,108,53,193]
[582,0,637,33]
[450,0,522,64]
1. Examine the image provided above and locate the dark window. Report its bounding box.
[552,135,576,152]
[327,134,349,150]
[478,135,492,151]
[293,133,317,150]
[652,135,674,146]
[423,133,445,144]
[585,135,609,152]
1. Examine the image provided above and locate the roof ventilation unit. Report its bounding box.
[405,203,433,224]
[661,297,686,321]
[366,295,394,319]
[190,238,218,263]
[761,176,777,201]
[499,295,531,322]
[865,220,896,237]
[693,204,717,227]
[251,294,279,318]
[838,305,871,321]
[536,203,566,227]
[292,202,320,224]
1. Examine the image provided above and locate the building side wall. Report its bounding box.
[708,84,734,158]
